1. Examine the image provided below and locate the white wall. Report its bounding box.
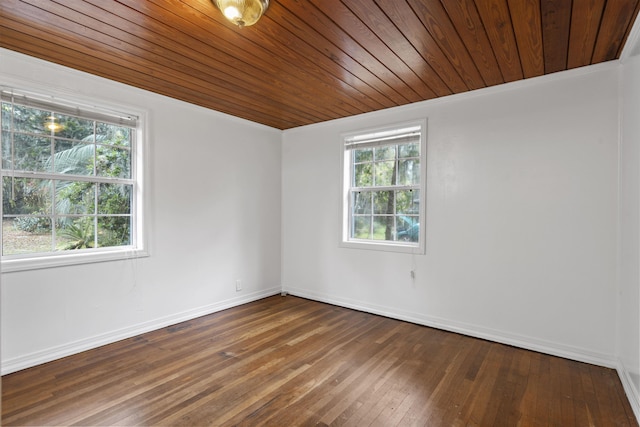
[619,50,640,413]
[0,49,282,374]
[282,64,620,366]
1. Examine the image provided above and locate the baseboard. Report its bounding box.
[618,359,640,421]
[1,287,281,375]
[283,286,616,369]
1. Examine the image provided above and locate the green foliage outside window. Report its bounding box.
[350,142,420,242]
[1,100,134,255]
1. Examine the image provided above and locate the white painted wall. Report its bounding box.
[619,50,640,413]
[0,49,282,374]
[282,64,620,366]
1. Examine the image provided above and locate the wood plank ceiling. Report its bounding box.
[1,0,639,130]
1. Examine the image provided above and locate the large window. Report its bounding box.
[342,120,426,253]
[1,88,146,271]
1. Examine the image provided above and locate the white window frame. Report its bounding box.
[340,119,427,254]
[1,87,149,272]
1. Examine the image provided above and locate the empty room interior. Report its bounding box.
[2,0,640,425]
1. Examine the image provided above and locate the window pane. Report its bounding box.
[374,161,395,186]
[396,190,419,215]
[53,141,94,175]
[352,216,371,239]
[353,148,372,163]
[372,216,393,240]
[57,217,95,250]
[98,183,131,214]
[55,181,96,215]
[397,220,419,242]
[96,145,131,179]
[373,190,393,214]
[12,105,50,135]
[96,123,132,147]
[397,215,418,232]
[398,159,420,186]
[354,163,372,187]
[2,177,52,215]
[1,102,11,131]
[374,146,395,161]
[12,133,52,172]
[55,114,94,141]
[2,217,52,255]
[399,143,419,158]
[1,130,10,169]
[98,216,131,247]
[352,191,371,215]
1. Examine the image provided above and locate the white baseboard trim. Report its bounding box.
[283,286,616,369]
[618,359,640,421]
[1,287,281,375]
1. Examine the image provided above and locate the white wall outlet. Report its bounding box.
[235,279,242,291]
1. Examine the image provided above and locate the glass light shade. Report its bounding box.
[214,0,269,27]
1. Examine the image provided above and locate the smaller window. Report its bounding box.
[341,120,426,253]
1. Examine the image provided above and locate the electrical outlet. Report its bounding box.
[235,279,242,291]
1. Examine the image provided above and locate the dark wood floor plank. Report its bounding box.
[1,296,637,426]
[518,352,542,425]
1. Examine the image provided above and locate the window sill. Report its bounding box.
[340,239,425,254]
[1,247,149,273]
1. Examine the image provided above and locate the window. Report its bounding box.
[341,120,426,253]
[1,88,146,271]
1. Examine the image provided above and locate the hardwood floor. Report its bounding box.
[2,295,637,426]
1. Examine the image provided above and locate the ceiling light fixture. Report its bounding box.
[213,0,269,27]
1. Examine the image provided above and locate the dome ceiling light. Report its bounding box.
[213,0,269,27]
